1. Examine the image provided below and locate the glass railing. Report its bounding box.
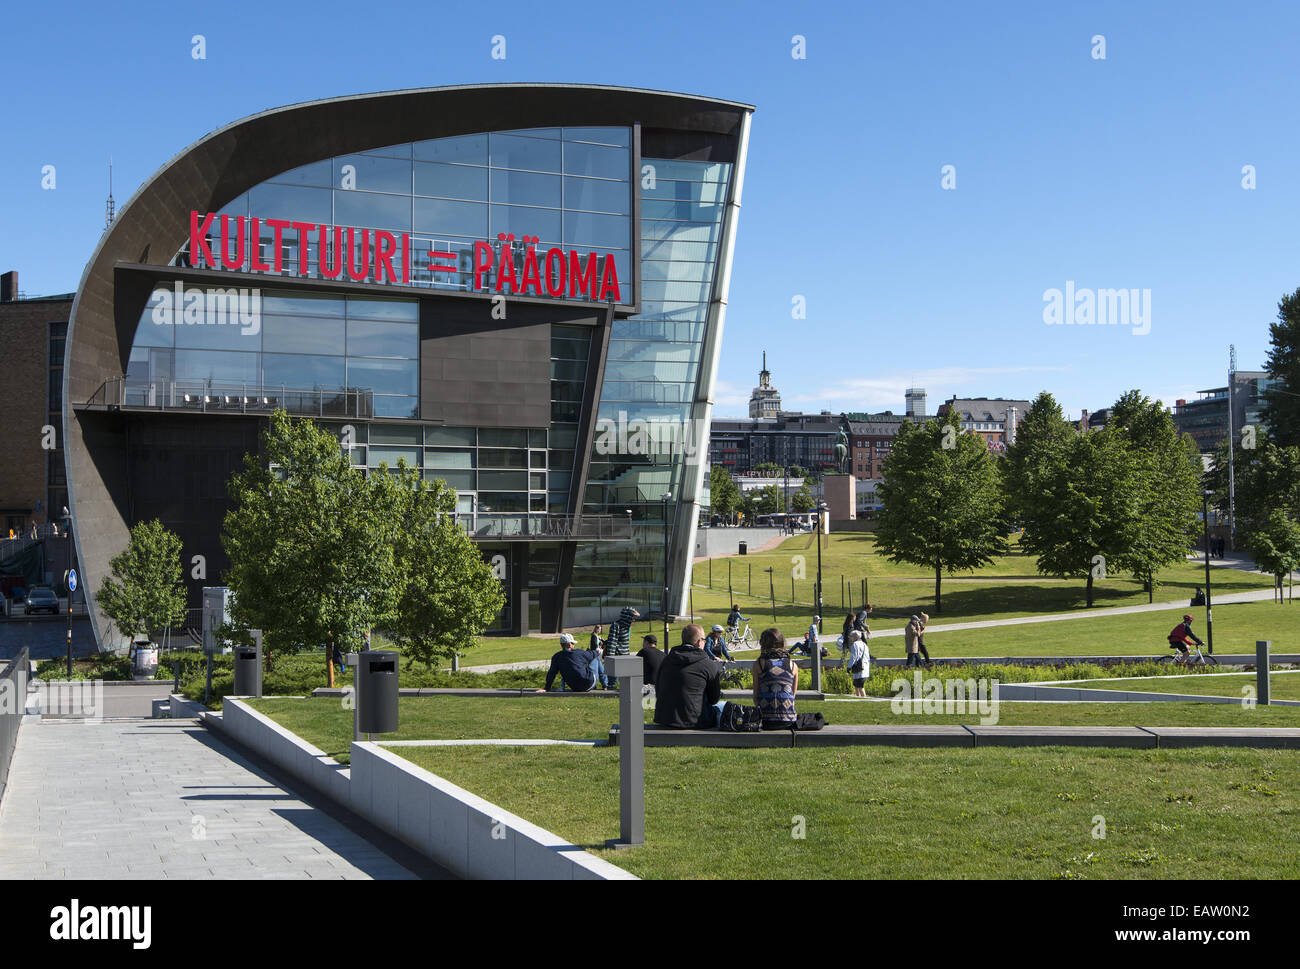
[455,513,632,541]
[86,376,375,419]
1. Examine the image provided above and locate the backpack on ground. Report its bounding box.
[720,700,762,732]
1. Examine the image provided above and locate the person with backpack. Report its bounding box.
[752,627,798,729]
[841,629,868,696]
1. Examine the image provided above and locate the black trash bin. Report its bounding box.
[357,650,399,734]
[739,542,748,555]
[233,644,262,697]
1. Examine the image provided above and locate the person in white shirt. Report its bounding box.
[841,629,868,696]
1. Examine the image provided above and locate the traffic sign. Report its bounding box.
[67,569,78,593]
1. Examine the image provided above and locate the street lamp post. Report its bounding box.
[661,493,672,649]
[1202,490,1214,654]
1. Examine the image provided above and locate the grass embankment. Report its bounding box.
[248,694,1300,764]
[395,744,1300,879]
[1076,670,1300,700]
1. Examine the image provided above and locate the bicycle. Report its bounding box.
[1157,642,1218,666]
[726,623,755,649]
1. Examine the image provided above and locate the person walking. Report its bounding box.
[841,611,855,644]
[916,612,933,669]
[904,615,923,668]
[841,629,868,697]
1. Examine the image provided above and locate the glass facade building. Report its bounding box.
[64,85,752,646]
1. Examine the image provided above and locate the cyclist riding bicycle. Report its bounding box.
[704,624,734,662]
[1167,614,1205,658]
[726,604,747,632]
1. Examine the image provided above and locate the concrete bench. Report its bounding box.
[1140,727,1300,749]
[965,725,1156,748]
[610,723,975,748]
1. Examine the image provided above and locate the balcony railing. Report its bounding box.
[83,376,374,419]
[457,513,633,541]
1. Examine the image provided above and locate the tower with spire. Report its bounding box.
[748,350,782,420]
[105,157,115,228]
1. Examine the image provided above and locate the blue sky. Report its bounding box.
[3,0,1295,421]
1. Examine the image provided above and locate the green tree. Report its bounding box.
[737,490,758,523]
[1246,510,1300,600]
[1002,392,1075,528]
[1207,430,1300,538]
[386,470,505,668]
[875,413,1009,613]
[1262,287,1300,448]
[1014,427,1142,607]
[221,410,404,687]
[754,484,783,515]
[95,519,187,645]
[1108,391,1202,599]
[709,465,740,521]
[790,485,815,513]
[751,462,783,477]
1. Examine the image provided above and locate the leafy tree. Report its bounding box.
[790,485,815,513]
[1207,430,1300,538]
[737,490,758,523]
[1002,392,1075,528]
[1246,510,1300,600]
[709,465,740,521]
[386,470,505,668]
[751,462,784,477]
[1014,427,1142,607]
[1262,287,1300,448]
[754,484,783,515]
[1107,391,1202,599]
[95,519,187,645]
[221,411,403,687]
[875,413,1009,613]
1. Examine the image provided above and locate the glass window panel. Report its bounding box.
[489,205,561,241]
[414,161,488,200]
[563,127,630,146]
[477,493,528,512]
[500,128,561,139]
[347,358,418,396]
[479,428,528,448]
[548,426,577,448]
[638,279,712,304]
[413,198,487,238]
[426,449,474,469]
[563,141,628,180]
[641,220,721,245]
[640,259,715,284]
[642,159,731,182]
[368,446,421,467]
[347,320,418,357]
[548,471,571,491]
[266,160,332,188]
[530,494,546,511]
[413,134,488,165]
[550,359,586,380]
[564,177,630,214]
[424,469,475,491]
[641,199,725,223]
[478,471,529,490]
[331,155,411,193]
[248,183,333,224]
[549,449,575,470]
[370,424,422,445]
[333,190,410,231]
[126,346,173,383]
[361,142,412,158]
[261,315,346,355]
[218,193,249,218]
[489,133,562,172]
[489,169,561,208]
[563,212,630,251]
[263,292,345,317]
[550,380,585,402]
[479,449,527,469]
[135,299,175,348]
[262,353,346,390]
[426,426,476,446]
[550,337,591,360]
[173,317,255,351]
[642,178,728,204]
[174,349,259,385]
[528,429,547,447]
[529,472,546,490]
[373,396,418,418]
[346,297,418,322]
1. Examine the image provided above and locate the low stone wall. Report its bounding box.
[211,698,634,880]
[0,648,28,807]
[693,527,785,559]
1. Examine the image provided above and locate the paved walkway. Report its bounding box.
[0,718,426,879]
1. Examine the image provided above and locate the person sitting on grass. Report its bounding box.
[537,633,609,693]
[752,627,798,729]
[654,623,726,730]
[841,629,868,697]
[704,624,733,662]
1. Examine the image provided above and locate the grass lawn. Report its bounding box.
[1075,671,1300,700]
[248,694,1300,763]
[394,744,1300,878]
[689,532,1275,631]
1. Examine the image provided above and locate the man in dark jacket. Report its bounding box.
[637,633,665,688]
[538,634,609,692]
[654,624,726,729]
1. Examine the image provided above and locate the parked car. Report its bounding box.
[24,586,58,615]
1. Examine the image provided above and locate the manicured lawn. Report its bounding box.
[1076,671,1300,700]
[395,744,1300,879]
[248,694,1300,763]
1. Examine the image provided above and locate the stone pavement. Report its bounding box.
[0,718,436,879]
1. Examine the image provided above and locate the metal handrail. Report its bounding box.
[92,376,375,418]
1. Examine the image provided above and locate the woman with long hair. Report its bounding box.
[753,627,797,729]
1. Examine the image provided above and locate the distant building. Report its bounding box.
[709,411,844,476]
[937,396,1032,454]
[905,387,926,418]
[1078,408,1112,433]
[748,351,782,420]
[1173,371,1273,453]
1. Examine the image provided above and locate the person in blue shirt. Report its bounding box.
[704,624,733,661]
[537,634,609,692]
[726,604,747,631]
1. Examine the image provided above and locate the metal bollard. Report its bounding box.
[1257,641,1270,706]
[605,655,644,848]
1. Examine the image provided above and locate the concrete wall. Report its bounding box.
[214,698,633,879]
[693,526,784,559]
[0,649,28,807]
